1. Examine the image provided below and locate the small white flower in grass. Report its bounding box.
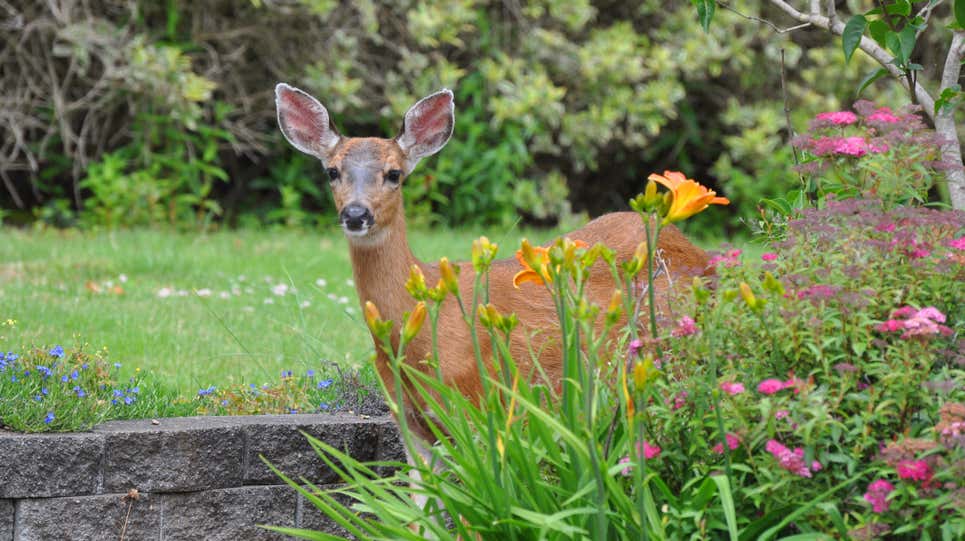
[337,296,349,304]
[231,287,241,296]
[346,279,354,287]
[196,288,212,297]
[315,278,327,288]
[263,298,275,304]
[219,291,231,299]
[242,306,254,313]
[245,287,254,294]
[177,290,189,297]
[238,275,246,282]
[300,301,311,309]
[327,293,337,301]
[346,307,356,315]
[157,287,173,299]
[119,274,128,283]
[272,284,289,296]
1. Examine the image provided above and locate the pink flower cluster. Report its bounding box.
[757,377,805,395]
[815,111,858,125]
[896,459,932,483]
[765,439,821,478]
[761,252,778,262]
[713,433,741,454]
[671,316,699,337]
[810,136,888,157]
[866,106,901,124]
[948,236,965,250]
[875,306,952,339]
[619,440,662,476]
[863,479,894,513]
[707,249,742,268]
[720,381,745,395]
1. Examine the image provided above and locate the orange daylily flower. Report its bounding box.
[648,171,729,224]
[513,239,588,288]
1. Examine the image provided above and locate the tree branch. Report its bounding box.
[936,31,965,209]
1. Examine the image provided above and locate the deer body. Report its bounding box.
[275,84,710,443]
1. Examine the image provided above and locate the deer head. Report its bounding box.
[275,84,454,246]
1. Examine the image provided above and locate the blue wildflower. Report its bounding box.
[111,399,118,405]
[61,375,69,383]
[70,370,79,380]
[37,366,52,378]
[48,345,64,358]
[124,396,135,405]
[307,369,316,378]
[73,386,86,398]
[34,395,42,401]
[112,389,124,397]
[81,363,89,370]
[319,403,329,410]
[281,370,293,378]
[197,385,216,397]
[221,399,229,406]
[288,408,298,414]
[11,375,17,382]
[41,387,49,395]
[44,412,55,424]
[6,353,18,361]
[130,386,140,394]
[113,363,122,369]
[317,378,334,389]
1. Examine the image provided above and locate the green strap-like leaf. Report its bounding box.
[955,0,965,27]
[842,15,867,63]
[856,67,890,97]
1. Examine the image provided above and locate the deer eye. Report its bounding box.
[326,167,340,181]
[384,169,402,184]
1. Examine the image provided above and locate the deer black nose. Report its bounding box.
[340,204,373,231]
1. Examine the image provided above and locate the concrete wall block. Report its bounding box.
[14,492,159,541]
[0,499,13,541]
[0,433,103,498]
[160,485,296,541]
[96,417,245,493]
[244,415,386,486]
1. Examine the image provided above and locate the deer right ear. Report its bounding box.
[275,83,341,159]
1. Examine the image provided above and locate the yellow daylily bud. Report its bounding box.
[625,241,648,277]
[428,279,448,302]
[739,282,760,311]
[439,257,460,295]
[471,236,498,273]
[364,301,382,332]
[402,301,427,344]
[633,354,659,392]
[762,271,786,297]
[519,239,541,270]
[405,265,428,300]
[477,303,493,328]
[606,290,624,325]
[499,313,519,334]
[622,367,635,422]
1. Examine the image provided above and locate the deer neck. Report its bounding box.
[347,214,420,324]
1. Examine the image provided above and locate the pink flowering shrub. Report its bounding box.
[645,197,965,537]
[791,101,955,207]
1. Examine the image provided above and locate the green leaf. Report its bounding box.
[935,85,963,115]
[897,25,916,64]
[886,0,911,16]
[842,15,867,63]
[691,0,716,31]
[955,0,965,28]
[856,67,890,96]
[710,475,739,541]
[868,20,889,46]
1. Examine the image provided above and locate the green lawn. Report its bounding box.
[0,225,570,395]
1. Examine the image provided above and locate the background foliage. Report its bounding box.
[0,1,960,234]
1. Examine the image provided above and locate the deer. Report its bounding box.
[274,83,711,463]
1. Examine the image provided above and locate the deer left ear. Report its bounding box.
[396,89,454,170]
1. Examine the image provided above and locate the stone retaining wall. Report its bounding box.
[0,414,404,540]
